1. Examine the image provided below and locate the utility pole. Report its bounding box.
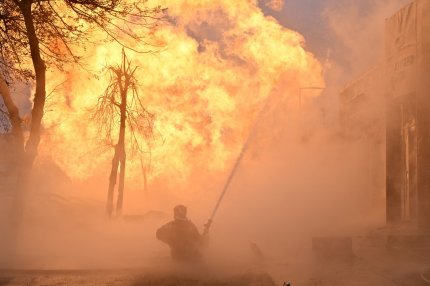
[299,87,325,108]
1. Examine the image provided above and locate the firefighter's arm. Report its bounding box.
[200,219,212,246]
[156,223,171,243]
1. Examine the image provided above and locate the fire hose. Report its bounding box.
[203,95,273,235]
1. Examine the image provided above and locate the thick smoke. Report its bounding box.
[261,0,285,12]
[0,0,417,285]
[322,0,411,85]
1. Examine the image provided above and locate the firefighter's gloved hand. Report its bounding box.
[203,219,212,235]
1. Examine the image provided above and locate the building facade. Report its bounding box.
[342,0,430,230]
[385,0,430,229]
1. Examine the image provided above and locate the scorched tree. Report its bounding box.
[0,0,163,227]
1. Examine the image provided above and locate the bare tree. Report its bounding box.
[93,49,154,217]
[0,0,163,227]
[0,77,19,138]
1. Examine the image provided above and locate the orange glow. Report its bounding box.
[39,0,324,187]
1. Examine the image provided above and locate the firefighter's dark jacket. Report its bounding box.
[156,219,203,261]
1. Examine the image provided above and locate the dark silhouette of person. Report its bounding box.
[156,205,207,262]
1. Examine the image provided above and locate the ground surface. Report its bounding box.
[1,244,430,286]
[308,226,430,286]
[0,270,138,286]
[0,270,277,286]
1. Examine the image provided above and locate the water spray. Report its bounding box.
[204,94,274,234]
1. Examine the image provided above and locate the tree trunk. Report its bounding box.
[0,76,23,143]
[140,158,148,195]
[10,0,46,228]
[0,76,25,177]
[106,147,120,217]
[116,151,126,215]
[115,79,127,215]
[106,58,128,217]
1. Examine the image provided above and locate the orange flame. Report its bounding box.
[40,0,324,189]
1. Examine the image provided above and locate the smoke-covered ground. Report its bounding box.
[0,103,389,285]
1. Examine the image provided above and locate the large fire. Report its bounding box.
[39,0,323,192]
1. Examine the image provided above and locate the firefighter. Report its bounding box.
[156,205,209,262]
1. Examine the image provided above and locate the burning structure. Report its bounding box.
[341,0,430,231]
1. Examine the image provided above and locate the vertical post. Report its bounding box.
[386,99,403,223]
[416,0,430,231]
[299,88,302,108]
